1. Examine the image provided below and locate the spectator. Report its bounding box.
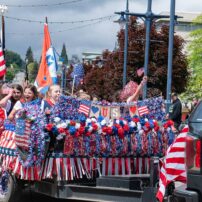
[191,98,198,111]
[168,92,182,130]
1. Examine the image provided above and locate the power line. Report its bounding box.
[4,0,86,8]
[4,14,116,24]
[6,16,115,36]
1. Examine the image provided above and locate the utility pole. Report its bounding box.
[122,0,129,87]
[166,0,176,113]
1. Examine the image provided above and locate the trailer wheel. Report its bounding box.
[0,174,23,202]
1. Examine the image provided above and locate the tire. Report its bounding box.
[0,174,23,202]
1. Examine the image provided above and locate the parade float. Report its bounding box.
[0,95,175,201]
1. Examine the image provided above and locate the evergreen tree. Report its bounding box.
[25,46,34,64]
[60,43,68,65]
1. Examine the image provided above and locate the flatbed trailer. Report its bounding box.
[1,157,160,202]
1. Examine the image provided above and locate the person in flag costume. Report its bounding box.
[34,23,58,94]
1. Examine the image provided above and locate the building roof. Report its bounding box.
[82,52,102,57]
[156,12,202,24]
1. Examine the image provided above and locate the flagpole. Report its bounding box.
[71,75,77,96]
[1,15,5,55]
[0,5,7,54]
[45,16,52,45]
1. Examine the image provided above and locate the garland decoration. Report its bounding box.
[50,96,81,121]
[46,115,174,157]
[15,99,49,168]
[50,95,165,121]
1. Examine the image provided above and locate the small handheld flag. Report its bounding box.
[138,106,149,116]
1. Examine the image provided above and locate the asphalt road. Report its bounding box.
[0,191,86,202]
[18,192,81,202]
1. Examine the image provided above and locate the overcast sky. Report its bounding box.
[1,0,202,61]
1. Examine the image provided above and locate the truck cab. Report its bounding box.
[172,100,202,202]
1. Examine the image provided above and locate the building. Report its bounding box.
[82,52,102,65]
[156,12,202,45]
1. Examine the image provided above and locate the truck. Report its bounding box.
[171,100,202,202]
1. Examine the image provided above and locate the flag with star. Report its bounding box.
[34,23,58,94]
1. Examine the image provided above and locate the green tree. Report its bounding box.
[60,43,68,65]
[181,14,202,100]
[25,46,34,64]
[27,61,39,82]
[5,68,15,81]
[5,50,24,72]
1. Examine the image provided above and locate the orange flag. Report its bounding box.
[35,23,58,93]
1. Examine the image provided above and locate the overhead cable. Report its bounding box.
[4,14,116,24]
[6,16,115,36]
[5,0,86,8]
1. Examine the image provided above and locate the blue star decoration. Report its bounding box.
[44,76,47,81]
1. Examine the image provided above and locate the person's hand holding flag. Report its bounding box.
[136,67,144,77]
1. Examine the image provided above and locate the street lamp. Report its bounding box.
[115,0,177,99]
[115,12,127,29]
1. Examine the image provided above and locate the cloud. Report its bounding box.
[2,0,202,61]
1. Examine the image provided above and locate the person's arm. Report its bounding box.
[127,76,147,103]
[8,101,22,120]
[0,89,13,108]
[8,108,17,120]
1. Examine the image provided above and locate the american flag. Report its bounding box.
[15,120,31,150]
[137,106,149,116]
[78,100,91,116]
[71,63,84,87]
[156,126,188,202]
[0,46,6,77]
